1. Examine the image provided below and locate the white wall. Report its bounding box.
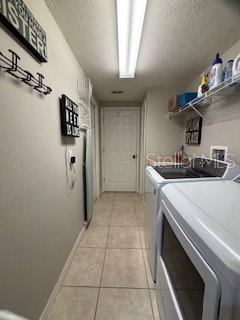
[145,87,184,162]
[0,1,90,319]
[184,40,240,163]
[99,101,141,108]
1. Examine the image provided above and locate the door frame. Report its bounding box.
[90,97,101,199]
[139,99,147,194]
[101,107,141,193]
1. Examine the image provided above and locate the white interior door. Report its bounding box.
[102,108,139,192]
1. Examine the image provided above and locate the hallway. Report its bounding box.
[47,193,160,320]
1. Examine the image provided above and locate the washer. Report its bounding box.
[156,179,240,320]
[144,157,240,282]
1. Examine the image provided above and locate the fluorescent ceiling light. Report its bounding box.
[117,0,147,78]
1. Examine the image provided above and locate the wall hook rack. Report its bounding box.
[0,49,52,95]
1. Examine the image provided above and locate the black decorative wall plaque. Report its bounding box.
[185,117,202,145]
[60,95,80,137]
[0,0,47,62]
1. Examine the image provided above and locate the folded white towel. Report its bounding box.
[0,311,29,320]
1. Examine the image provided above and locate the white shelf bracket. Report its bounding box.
[189,102,207,121]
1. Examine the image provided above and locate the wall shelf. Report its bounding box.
[167,74,240,122]
[77,78,92,129]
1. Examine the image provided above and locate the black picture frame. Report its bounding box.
[0,0,47,62]
[60,95,80,138]
[185,117,202,145]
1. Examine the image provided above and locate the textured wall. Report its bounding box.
[184,40,240,164]
[145,87,183,161]
[0,1,86,319]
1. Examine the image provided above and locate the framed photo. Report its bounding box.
[210,146,228,162]
[185,117,202,145]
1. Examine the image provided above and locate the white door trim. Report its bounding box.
[140,99,147,194]
[90,97,101,199]
[101,107,140,192]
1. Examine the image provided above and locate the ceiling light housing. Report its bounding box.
[117,0,147,79]
[112,90,124,94]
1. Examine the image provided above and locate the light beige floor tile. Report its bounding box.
[135,202,145,211]
[95,198,113,205]
[79,226,109,248]
[114,192,134,201]
[110,211,138,226]
[136,209,145,216]
[134,201,144,208]
[139,226,147,248]
[94,201,113,211]
[101,249,148,288]
[133,192,143,200]
[95,288,154,320]
[134,197,144,205]
[63,248,105,287]
[93,207,112,214]
[113,200,135,212]
[47,287,98,320]
[91,210,112,226]
[150,290,161,320]
[143,249,157,289]
[99,192,115,200]
[107,226,141,249]
[136,210,145,226]
[135,207,145,215]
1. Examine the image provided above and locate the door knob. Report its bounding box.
[133,155,136,159]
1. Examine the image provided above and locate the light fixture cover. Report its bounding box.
[117,0,147,78]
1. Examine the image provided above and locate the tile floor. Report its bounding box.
[47,192,160,320]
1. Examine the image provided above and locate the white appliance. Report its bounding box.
[0,311,29,320]
[144,157,240,282]
[156,179,240,320]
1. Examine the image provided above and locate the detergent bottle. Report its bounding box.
[209,53,223,90]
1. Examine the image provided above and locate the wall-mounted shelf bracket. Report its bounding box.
[188,102,207,121]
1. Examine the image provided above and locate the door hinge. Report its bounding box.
[104,177,106,182]
[103,148,105,153]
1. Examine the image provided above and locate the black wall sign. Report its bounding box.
[0,0,47,62]
[60,95,80,138]
[185,117,202,145]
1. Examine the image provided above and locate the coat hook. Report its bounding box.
[22,70,33,86]
[36,73,44,88]
[0,48,52,95]
[45,86,52,95]
[34,73,45,93]
[8,49,20,72]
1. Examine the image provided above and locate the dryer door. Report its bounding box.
[156,200,221,320]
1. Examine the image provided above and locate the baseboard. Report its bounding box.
[39,226,86,320]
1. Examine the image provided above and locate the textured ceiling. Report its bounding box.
[45,0,240,102]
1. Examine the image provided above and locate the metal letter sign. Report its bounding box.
[0,0,47,62]
[185,117,202,145]
[60,95,80,138]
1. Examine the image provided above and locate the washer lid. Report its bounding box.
[146,166,165,185]
[161,180,240,286]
